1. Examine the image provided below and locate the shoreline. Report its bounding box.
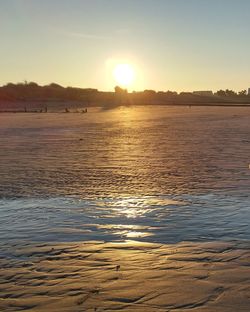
[1,102,250,112]
[1,101,250,114]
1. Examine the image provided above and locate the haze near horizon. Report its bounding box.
[1,0,250,92]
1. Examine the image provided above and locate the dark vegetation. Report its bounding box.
[0,82,250,112]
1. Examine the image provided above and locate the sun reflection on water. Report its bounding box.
[95,196,183,239]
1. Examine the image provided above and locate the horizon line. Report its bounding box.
[1,81,250,94]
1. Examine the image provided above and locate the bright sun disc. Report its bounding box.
[113,63,135,87]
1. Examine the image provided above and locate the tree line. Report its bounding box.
[0,82,249,107]
[0,82,98,102]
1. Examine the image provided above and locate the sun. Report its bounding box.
[113,63,135,88]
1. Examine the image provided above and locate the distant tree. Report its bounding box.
[4,83,16,88]
[238,90,247,96]
[47,83,63,89]
[143,89,156,95]
[28,82,39,87]
[156,90,178,96]
[215,90,227,97]
[225,89,237,97]
[114,86,128,104]
[114,86,127,94]
[166,90,178,96]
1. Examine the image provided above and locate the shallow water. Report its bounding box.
[0,106,249,244]
[0,194,249,244]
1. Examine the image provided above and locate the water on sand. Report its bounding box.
[0,106,250,312]
[0,105,249,244]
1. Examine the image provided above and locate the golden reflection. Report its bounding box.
[110,197,181,218]
[97,224,156,239]
[111,198,151,218]
[96,197,183,239]
[116,106,137,128]
[114,231,153,238]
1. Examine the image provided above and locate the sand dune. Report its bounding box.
[0,240,249,311]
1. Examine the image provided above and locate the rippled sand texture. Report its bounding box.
[0,106,250,198]
[0,241,249,312]
[0,106,250,311]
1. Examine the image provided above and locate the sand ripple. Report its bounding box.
[0,240,249,311]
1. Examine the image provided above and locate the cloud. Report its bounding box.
[63,31,108,40]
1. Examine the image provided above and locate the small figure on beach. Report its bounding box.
[116,265,120,271]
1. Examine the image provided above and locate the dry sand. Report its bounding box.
[0,240,249,312]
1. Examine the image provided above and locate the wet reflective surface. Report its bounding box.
[0,194,249,243]
[0,106,249,243]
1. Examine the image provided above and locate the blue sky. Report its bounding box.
[1,0,250,91]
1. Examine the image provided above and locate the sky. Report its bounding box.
[1,0,250,92]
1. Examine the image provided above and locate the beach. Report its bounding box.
[1,240,249,311]
[0,106,249,311]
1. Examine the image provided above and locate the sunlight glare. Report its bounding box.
[113,63,135,88]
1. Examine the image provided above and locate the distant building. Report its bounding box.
[193,91,213,96]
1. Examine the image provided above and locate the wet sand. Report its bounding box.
[1,240,249,312]
[1,106,250,198]
[0,107,249,311]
